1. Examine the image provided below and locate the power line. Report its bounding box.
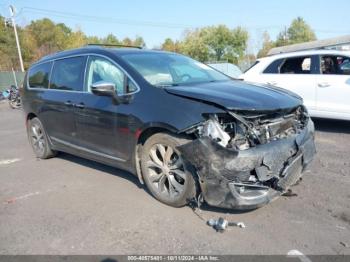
[16,7,197,29]
[10,6,350,37]
[12,7,302,32]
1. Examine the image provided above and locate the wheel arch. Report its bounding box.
[136,128,199,206]
[25,112,37,128]
[134,123,183,185]
[26,112,37,121]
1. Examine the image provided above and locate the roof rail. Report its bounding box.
[267,35,350,56]
[86,43,143,49]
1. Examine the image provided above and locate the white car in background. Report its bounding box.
[242,50,350,120]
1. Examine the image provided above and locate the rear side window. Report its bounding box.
[320,55,350,75]
[28,62,52,89]
[50,56,86,91]
[280,56,312,74]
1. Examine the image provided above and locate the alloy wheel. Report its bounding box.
[146,143,186,198]
[30,123,45,156]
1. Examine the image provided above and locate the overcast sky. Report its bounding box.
[1,0,349,51]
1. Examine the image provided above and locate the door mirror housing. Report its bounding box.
[91,81,120,103]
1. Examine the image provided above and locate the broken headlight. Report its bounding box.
[201,115,231,147]
[198,114,251,150]
[192,106,309,151]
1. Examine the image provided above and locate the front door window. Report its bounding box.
[86,56,125,94]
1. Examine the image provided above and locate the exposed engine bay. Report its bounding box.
[197,106,308,150]
[178,106,316,209]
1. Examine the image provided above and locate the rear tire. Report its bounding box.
[140,132,197,207]
[27,117,56,159]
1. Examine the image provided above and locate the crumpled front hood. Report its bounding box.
[165,80,302,111]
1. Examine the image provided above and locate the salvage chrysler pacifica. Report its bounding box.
[22,46,316,210]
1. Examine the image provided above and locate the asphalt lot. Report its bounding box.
[0,100,349,255]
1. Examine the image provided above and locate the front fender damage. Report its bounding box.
[178,116,316,210]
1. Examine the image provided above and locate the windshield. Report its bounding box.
[121,52,230,87]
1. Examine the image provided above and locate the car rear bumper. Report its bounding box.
[178,119,316,210]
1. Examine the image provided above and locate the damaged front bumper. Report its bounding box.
[178,119,316,210]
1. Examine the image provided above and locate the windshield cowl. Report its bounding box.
[154,79,231,88]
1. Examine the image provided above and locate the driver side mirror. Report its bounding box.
[91,81,120,104]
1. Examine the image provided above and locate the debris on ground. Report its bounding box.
[229,221,246,228]
[189,196,246,233]
[207,217,246,232]
[207,217,228,232]
[282,189,298,197]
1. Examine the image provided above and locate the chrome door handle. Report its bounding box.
[318,82,330,88]
[74,103,85,109]
[64,100,73,106]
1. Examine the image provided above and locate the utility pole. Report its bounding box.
[283,26,288,45]
[9,5,24,72]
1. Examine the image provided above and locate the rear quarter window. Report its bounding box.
[28,62,52,89]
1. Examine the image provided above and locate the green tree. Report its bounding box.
[276,17,316,46]
[161,38,182,52]
[122,37,132,46]
[0,15,21,70]
[202,25,232,61]
[0,15,153,70]
[288,17,316,44]
[27,18,67,50]
[56,23,72,36]
[86,36,101,45]
[202,25,248,62]
[20,28,37,68]
[66,29,87,49]
[162,38,175,51]
[225,26,249,63]
[102,33,120,45]
[134,36,146,47]
[180,29,209,62]
[257,31,275,58]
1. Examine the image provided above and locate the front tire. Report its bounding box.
[140,133,197,207]
[27,117,56,159]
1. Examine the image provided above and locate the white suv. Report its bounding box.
[242,50,350,120]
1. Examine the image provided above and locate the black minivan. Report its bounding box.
[22,46,316,210]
